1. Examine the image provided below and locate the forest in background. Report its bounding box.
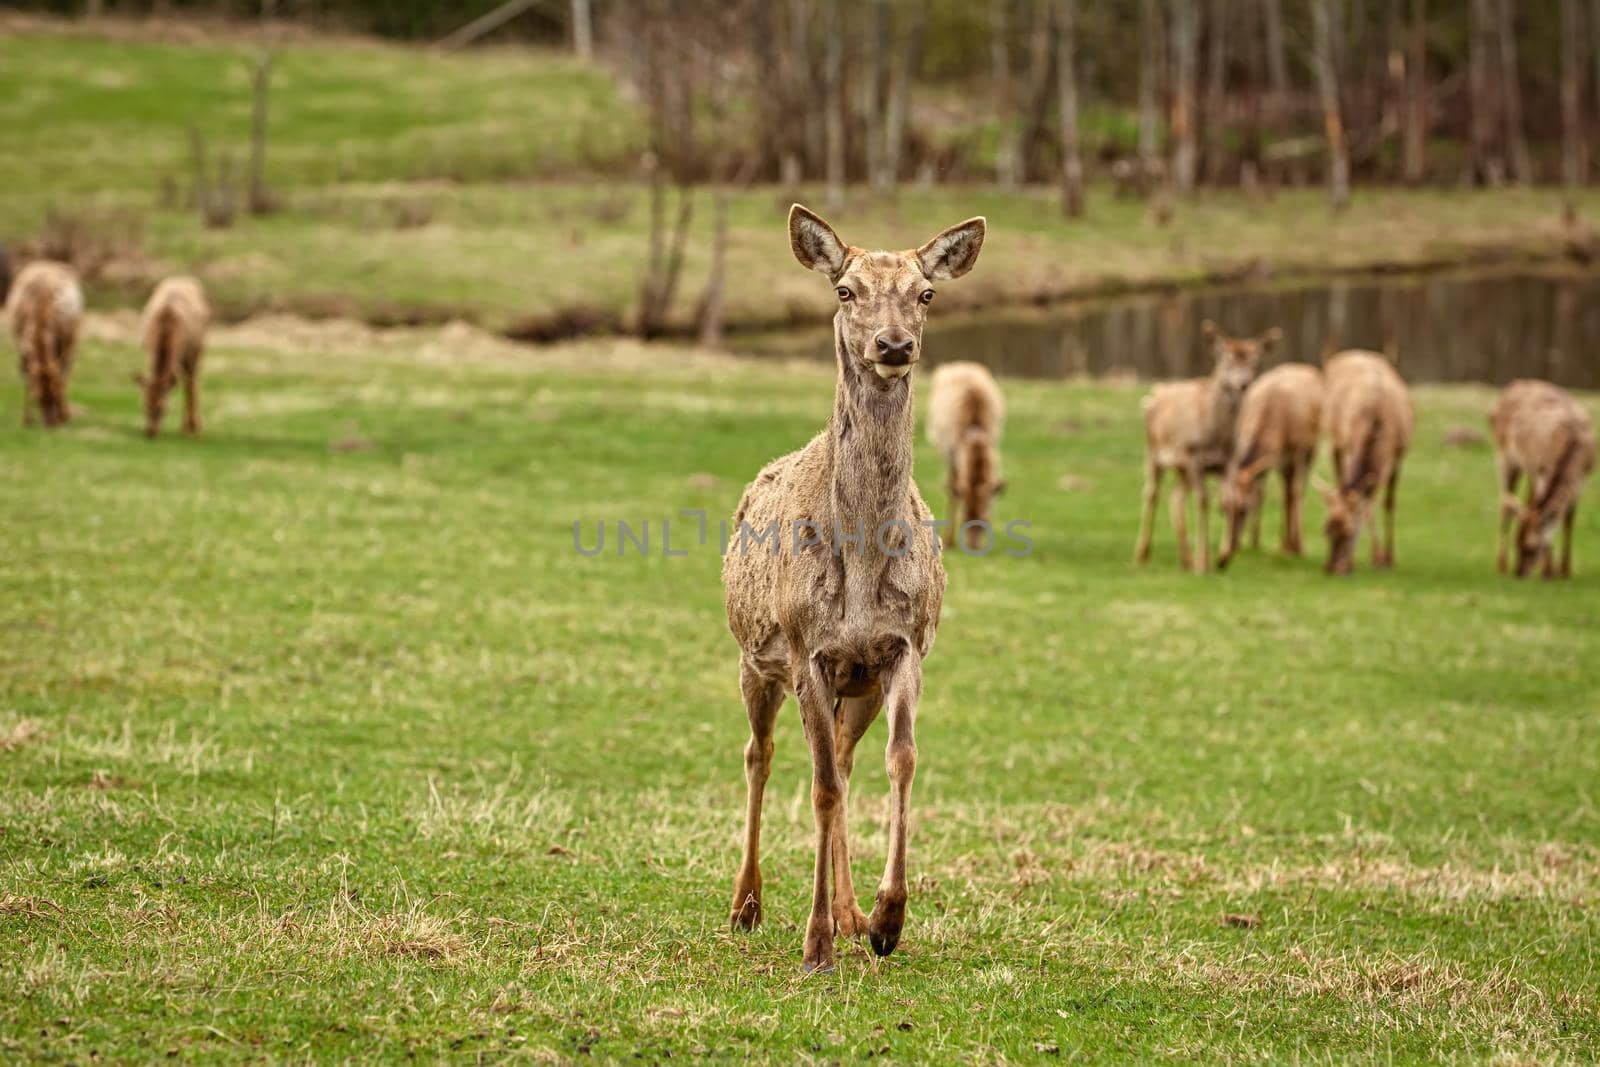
[12,0,1591,209]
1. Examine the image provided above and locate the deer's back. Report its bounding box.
[1492,380,1596,477]
[1237,363,1323,456]
[927,361,1004,455]
[1325,351,1412,451]
[5,261,82,337]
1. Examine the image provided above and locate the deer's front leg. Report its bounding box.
[831,693,880,939]
[869,649,921,958]
[796,655,841,973]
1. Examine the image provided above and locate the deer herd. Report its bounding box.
[5,259,210,437]
[5,210,1595,974]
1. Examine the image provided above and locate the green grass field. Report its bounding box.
[5,18,1600,336]
[2,317,1596,1061]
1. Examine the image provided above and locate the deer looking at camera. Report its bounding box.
[1217,363,1323,569]
[138,276,211,438]
[722,205,984,973]
[1315,350,1414,575]
[1134,321,1278,572]
[1490,379,1595,578]
[927,361,1005,550]
[5,260,83,428]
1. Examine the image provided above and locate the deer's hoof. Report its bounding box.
[729,893,761,932]
[868,893,906,957]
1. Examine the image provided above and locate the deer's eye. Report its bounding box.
[919,289,935,305]
[836,287,853,302]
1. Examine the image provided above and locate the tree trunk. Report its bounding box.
[878,4,925,193]
[1562,0,1587,188]
[1495,0,1532,184]
[863,0,890,193]
[571,0,593,60]
[1468,0,1501,185]
[1018,0,1057,182]
[1261,0,1288,105]
[992,0,1019,187]
[1401,0,1427,184]
[1056,0,1084,217]
[1312,0,1349,210]
[824,0,846,213]
[1137,0,1164,192]
[699,187,730,349]
[1169,0,1200,193]
[1591,0,1600,128]
[1203,0,1228,184]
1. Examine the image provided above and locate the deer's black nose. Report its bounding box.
[875,333,915,365]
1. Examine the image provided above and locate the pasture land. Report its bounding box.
[5,18,1600,336]
[2,317,1597,1061]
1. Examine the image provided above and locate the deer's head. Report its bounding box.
[1507,494,1561,577]
[1202,321,1276,397]
[789,205,985,387]
[1216,455,1271,569]
[1315,476,1367,575]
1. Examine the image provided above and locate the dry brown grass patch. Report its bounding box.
[0,718,44,753]
[0,894,64,919]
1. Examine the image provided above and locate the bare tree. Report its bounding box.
[1203,0,1229,183]
[878,4,925,193]
[1137,0,1164,191]
[1311,0,1349,210]
[1401,0,1427,184]
[863,0,890,192]
[572,0,594,60]
[1170,0,1200,192]
[824,0,846,213]
[1494,0,1532,184]
[1261,0,1288,103]
[1562,0,1587,189]
[992,0,1019,187]
[247,0,276,216]
[1468,0,1502,185]
[1056,0,1084,217]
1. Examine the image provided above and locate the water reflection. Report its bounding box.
[744,268,1600,389]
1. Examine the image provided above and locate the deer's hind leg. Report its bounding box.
[1561,504,1577,578]
[1168,470,1192,571]
[1134,457,1163,564]
[729,654,785,932]
[181,343,203,435]
[830,691,881,939]
[1496,458,1521,573]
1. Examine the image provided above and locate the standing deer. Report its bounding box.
[723,205,984,973]
[5,260,83,428]
[926,361,1005,550]
[1134,321,1278,572]
[1315,350,1414,575]
[1217,363,1323,569]
[138,276,211,438]
[1490,379,1595,578]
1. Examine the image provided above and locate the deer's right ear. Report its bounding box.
[789,204,847,277]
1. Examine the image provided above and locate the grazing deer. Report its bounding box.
[926,361,1005,550]
[1315,350,1414,575]
[1490,379,1596,578]
[723,205,984,973]
[5,260,83,428]
[1217,363,1323,569]
[138,277,211,438]
[1134,321,1278,572]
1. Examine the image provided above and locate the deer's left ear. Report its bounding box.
[789,204,848,277]
[1261,327,1283,351]
[917,217,986,280]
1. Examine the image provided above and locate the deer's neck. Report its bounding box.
[1205,378,1245,447]
[826,316,915,544]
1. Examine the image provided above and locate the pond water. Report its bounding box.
[742,267,1600,390]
